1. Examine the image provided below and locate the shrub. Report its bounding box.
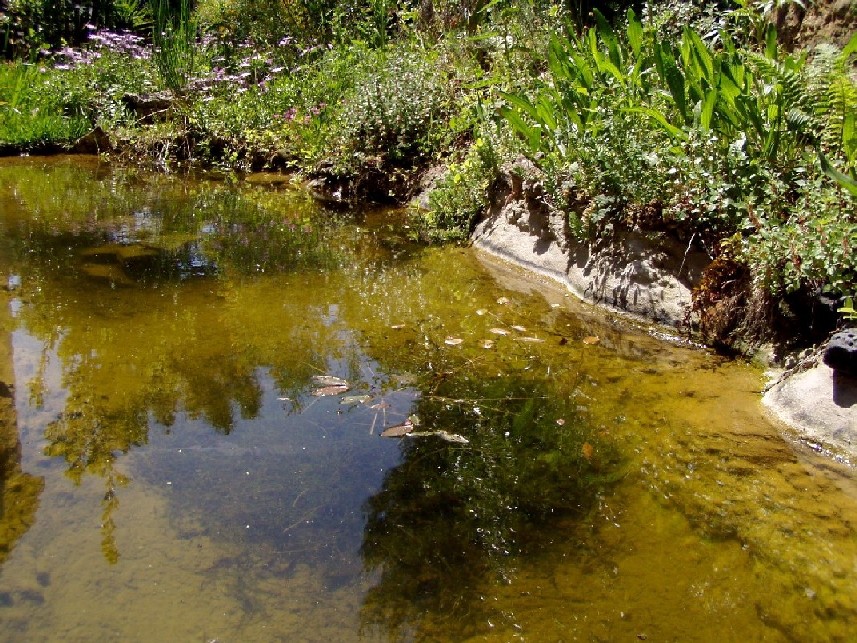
[324,43,454,174]
[422,136,499,241]
[498,7,857,296]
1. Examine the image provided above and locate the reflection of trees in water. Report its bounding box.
[0,305,44,566]
[359,369,623,639]
[4,158,357,468]
[1,387,45,565]
[0,160,366,562]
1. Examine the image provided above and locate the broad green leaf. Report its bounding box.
[843,112,856,160]
[498,106,541,152]
[685,27,714,84]
[842,30,857,57]
[593,9,622,70]
[765,24,778,60]
[548,36,573,83]
[625,107,688,141]
[626,8,643,58]
[535,94,558,131]
[587,27,604,71]
[568,49,594,88]
[499,91,540,121]
[655,42,688,123]
[819,151,857,196]
[597,58,626,85]
[700,89,718,131]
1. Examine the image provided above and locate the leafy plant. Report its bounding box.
[324,42,455,174]
[151,0,197,91]
[423,135,499,241]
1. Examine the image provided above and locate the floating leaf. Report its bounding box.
[381,420,414,437]
[582,442,594,460]
[312,384,349,396]
[434,431,469,444]
[489,327,509,335]
[582,336,600,345]
[340,395,371,405]
[445,337,464,346]
[312,375,348,387]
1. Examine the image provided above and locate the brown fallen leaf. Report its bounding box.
[582,335,600,345]
[312,384,349,397]
[312,375,348,387]
[582,442,594,460]
[381,420,414,438]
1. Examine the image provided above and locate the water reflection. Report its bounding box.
[1,158,367,566]
[0,292,44,567]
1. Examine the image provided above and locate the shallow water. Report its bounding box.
[0,156,854,642]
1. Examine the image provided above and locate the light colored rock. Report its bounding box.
[763,363,857,459]
[471,162,708,328]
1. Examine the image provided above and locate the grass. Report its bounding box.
[0,62,91,146]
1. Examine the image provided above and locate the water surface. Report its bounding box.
[0,157,854,641]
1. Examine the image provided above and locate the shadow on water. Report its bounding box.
[358,370,622,639]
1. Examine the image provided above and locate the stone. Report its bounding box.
[823,327,857,377]
[763,362,856,458]
[470,160,708,327]
[71,126,112,154]
[122,91,174,123]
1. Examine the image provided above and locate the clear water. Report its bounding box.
[0,156,854,642]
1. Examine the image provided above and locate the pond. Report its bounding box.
[0,156,854,641]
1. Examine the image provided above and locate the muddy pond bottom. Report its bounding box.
[0,157,855,641]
